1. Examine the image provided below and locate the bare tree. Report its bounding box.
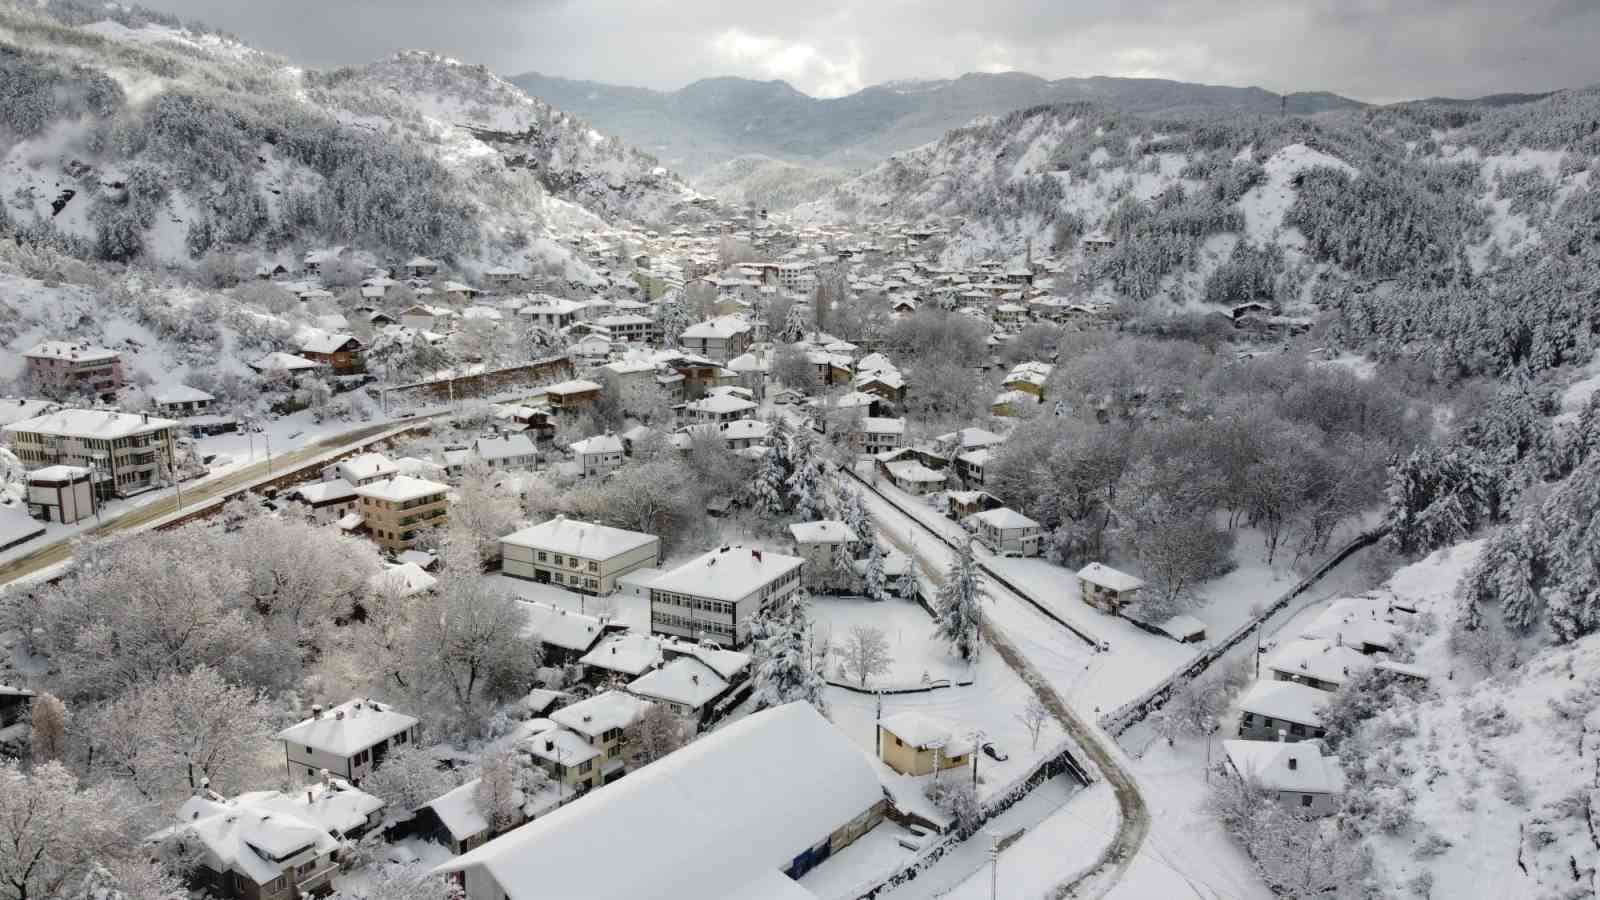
[624,702,692,767]
[475,748,528,834]
[29,692,69,766]
[1015,694,1051,751]
[840,625,893,687]
[362,744,460,819]
[0,762,142,900]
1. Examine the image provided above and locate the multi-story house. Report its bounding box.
[23,341,123,397]
[500,516,661,595]
[354,475,450,552]
[275,698,420,784]
[681,393,757,424]
[1221,740,1344,817]
[966,507,1042,557]
[329,452,400,486]
[518,295,586,330]
[151,385,215,417]
[543,380,602,416]
[289,479,359,525]
[678,316,753,363]
[2,409,177,499]
[525,726,604,794]
[471,434,537,471]
[595,314,654,342]
[568,433,625,477]
[648,545,805,649]
[299,333,365,375]
[549,691,652,784]
[848,417,905,456]
[788,521,860,590]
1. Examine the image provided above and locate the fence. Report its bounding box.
[376,355,575,411]
[845,743,1091,900]
[1095,527,1386,737]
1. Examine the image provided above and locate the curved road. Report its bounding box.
[843,468,1150,899]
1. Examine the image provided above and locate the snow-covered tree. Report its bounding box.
[749,441,790,517]
[839,625,892,687]
[624,702,692,767]
[933,541,985,661]
[840,488,870,545]
[475,748,528,834]
[28,691,68,765]
[0,761,138,900]
[749,591,828,716]
[327,863,454,900]
[653,290,692,348]
[87,665,275,804]
[786,430,824,521]
[1016,694,1051,751]
[897,553,921,604]
[779,303,809,343]
[451,459,524,564]
[361,744,459,819]
[862,545,888,602]
[923,777,981,835]
[830,535,859,594]
[65,860,187,900]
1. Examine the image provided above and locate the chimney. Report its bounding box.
[545,739,555,752]
[690,674,699,685]
[307,790,315,804]
[312,704,323,719]
[1287,756,1298,771]
[582,714,592,723]
[335,710,345,720]
[1277,729,1287,743]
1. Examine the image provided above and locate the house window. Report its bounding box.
[537,551,547,562]
[577,760,593,774]
[588,561,599,573]
[1300,795,1313,808]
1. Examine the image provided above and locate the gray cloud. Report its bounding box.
[138,0,1600,101]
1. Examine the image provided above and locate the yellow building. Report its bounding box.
[354,475,450,552]
[878,711,972,777]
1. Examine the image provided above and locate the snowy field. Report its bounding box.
[808,594,971,688]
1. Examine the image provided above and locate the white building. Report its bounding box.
[568,433,625,477]
[648,545,805,648]
[966,507,1042,557]
[275,698,420,784]
[1222,739,1345,816]
[24,465,95,524]
[1236,680,1330,743]
[500,516,661,595]
[434,703,886,900]
[627,656,731,719]
[472,434,538,471]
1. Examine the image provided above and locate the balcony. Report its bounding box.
[294,862,338,895]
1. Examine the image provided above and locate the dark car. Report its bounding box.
[982,741,1008,762]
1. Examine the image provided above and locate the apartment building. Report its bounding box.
[2,408,177,499]
[354,475,451,552]
[500,516,661,595]
[648,545,805,649]
[678,316,753,363]
[23,341,123,397]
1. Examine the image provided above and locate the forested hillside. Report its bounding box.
[0,0,692,278]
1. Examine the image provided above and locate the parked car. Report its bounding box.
[981,741,1008,762]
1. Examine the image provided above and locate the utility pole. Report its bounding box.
[264,430,274,476]
[989,829,1001,900]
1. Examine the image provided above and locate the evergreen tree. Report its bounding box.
[897,553,921,604]
[787,429,824,521]
[934,541,985,661]
[840,487,870,544]
[779,302,810,343]
[749,591,828,715]
[831,534,859,594]
[749,443,789,516]
[862,545,888,602]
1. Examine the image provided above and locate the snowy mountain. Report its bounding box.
[0,2,696,279]
[792,89,1600,320]
[509,70,1372,175]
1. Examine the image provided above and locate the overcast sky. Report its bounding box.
[140,0,1599,102]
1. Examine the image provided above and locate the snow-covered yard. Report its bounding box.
[808,593,970,688]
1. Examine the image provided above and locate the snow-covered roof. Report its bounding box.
[434,704,881,900]
[884,460,947,484]
[1265,638,1373,687]
[152,385,214,405]
[1076,562,1145,593]
[788,520,859,545]
[2,408,177,439]
[1158,614,1207,641]
[340,453,399,482]
[1299,597,1402,651]
[276,698,417,757]
[292,478,356,504]
[726,351,770,372]
[519,296,587,316]
[524,726,601,767]
[23,340,118,362]
[424,778,489,841]
[685,394,759,415]
[369,562,437,597]
[474,434,537,461]
[26,464,90,482]
[879,711,974,757]
[163,792,343,886]
[570,433,624,455]
[544,379,602,396]
[300,332,359,355]
[859,417,905,435]
[581,632,664,676]
[993,389,1039,407]
[0,399,58,428]
[550,690,651,738]
[520,602,609,653]
[250,351,324,372]
[628,656,729,709]
[1237,681,1330,728]
[968,507,1039,530]
[1223,740,1345,795]
[503,516,658,561]
[354,475,450,504]
[935,427,1005,450]
[681,316,752,339]
[646,546,806,603]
